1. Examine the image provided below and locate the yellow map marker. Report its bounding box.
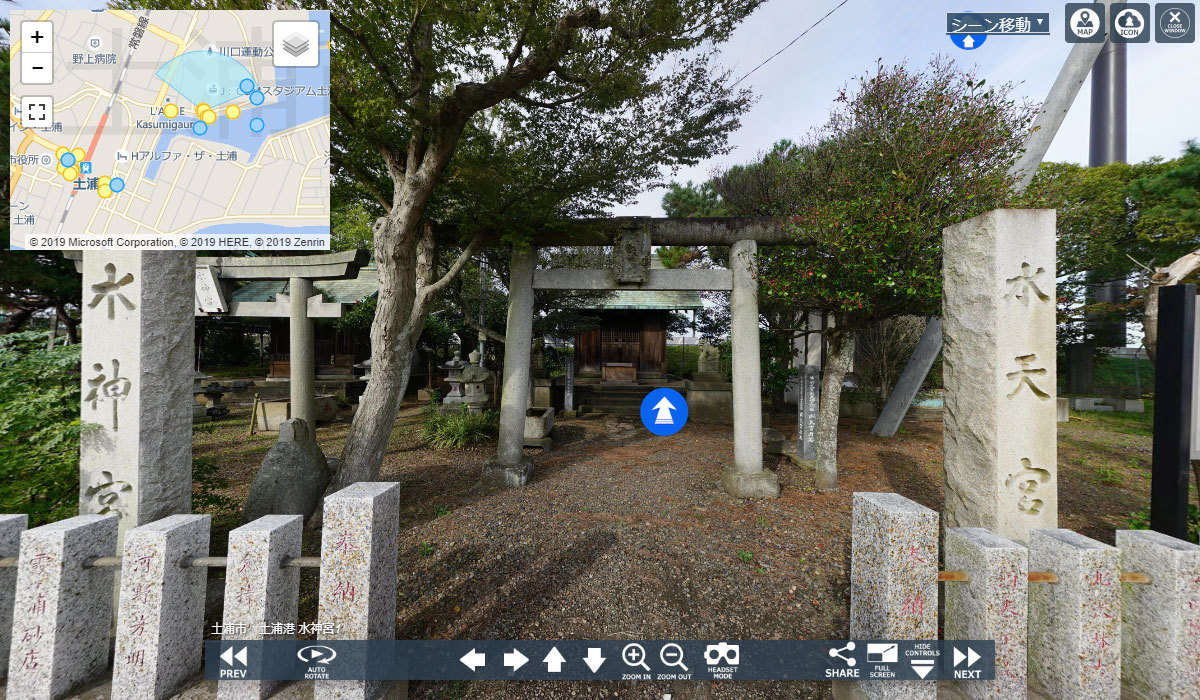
[57,163,65,176]
[98,184,113,199]
[201,109,217,125]
[55,146,68,161]
[225,104,241,120]
[99,175,111,187]
[164,103,180,119]
[63,166,78,181]
[196,102,211,114]
[71,147,85,162]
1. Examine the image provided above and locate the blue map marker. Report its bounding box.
[640,387,688,436]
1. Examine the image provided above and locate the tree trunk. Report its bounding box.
[815,329,855,492]
[1142,249,1200,364]
[332,222,423,489]
[0,307,32,335]
[56,304,79,344]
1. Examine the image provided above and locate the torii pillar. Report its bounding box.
[196,250,370,428]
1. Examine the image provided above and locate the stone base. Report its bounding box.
[482,456,534,488]
[765,439,798,455]
[1110,398,1144,413]
[523,437,552,451]
[785,455,815,470]
[691,372,724,383]
[720,469,780,498]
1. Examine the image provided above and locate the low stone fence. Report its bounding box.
[847,492,1200,700]
[0,481,401,700]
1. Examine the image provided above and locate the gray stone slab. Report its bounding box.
[317,483,402,700]
[1028,529,1121,700]
[944,528,1028,699]
[1109,398,1144,413]
[0,514,27,679]
[79,251,195,543]
[798,364,820,459]
[219,515,303,700]
[1116,529,1200,700]
[943,210,1058,544]
[112,514,210,699]
[1056,398,1069,422]
[850,493,938,700]
[7,514,118,699]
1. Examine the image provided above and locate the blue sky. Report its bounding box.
[615,1,1200,215]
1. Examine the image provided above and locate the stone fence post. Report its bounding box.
[1117,529,1200,700]
[944,527,1028,699]
[850,492,938,700]
[1028,529,1120,700]
[317,482,402,700]
[7,514,118,698]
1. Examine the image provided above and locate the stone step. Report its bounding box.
[579,405,640,416]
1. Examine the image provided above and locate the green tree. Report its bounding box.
[715,59,1036,490]
[658,180,730,269]
[1020,143,1200,362]
[0,332,85,524]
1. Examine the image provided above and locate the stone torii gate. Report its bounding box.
[195,250,370,427]
[480,220,803,498]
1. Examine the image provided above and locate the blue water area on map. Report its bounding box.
[189,222,329,238]
[156,51,254,107]
[144,11,330,182]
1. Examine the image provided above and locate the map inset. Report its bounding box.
[9,10,330,249]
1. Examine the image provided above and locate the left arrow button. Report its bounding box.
[460,648,486,671]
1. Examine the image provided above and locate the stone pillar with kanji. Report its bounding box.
[79,251,195,541]
[943,209,1058,543]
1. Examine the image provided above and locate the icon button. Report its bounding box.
[829,642,856,666]
[20,97,53,127]
[583,647,607,672]
[543,647,566,673]
[460,648,486,671]
[953,646,981,668]
[1155,3,1195,41]
[622,642,651,671]
[272,20,319,67]
[220,645,248,667]
[867,642,898,663]
[503,648,528,671]
[704,642,740,666]
[21,21,53,50]
[1112,3,1153,41]
[1066,3,1107,41]
[21,53,53,85]
[659,643,688,672]
[911,658,935,679]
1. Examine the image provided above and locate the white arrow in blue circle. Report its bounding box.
[640,387,689,436]
[652,396,675,424]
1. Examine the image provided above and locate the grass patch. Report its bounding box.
[1068,400,1154,437]
[421,404,499,449]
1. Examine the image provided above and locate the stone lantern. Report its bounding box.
[460,349,494,414]
[440,350,467,408]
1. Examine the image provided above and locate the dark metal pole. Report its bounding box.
[1150,284,1195,539]
[1088,41,1127,167]
[1090,39,1129,347]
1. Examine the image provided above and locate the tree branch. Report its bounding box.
[420,233,484,306]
